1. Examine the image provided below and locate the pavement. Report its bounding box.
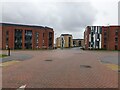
[100,56,118,65]
[1,51,33,63]
[1,48,119,89]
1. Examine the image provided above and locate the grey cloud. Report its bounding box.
[2,1,97,39]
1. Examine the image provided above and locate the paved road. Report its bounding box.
[2,48,118,89]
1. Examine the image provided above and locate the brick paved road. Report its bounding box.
[2,48,118,88]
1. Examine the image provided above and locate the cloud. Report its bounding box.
[2,1,97,39]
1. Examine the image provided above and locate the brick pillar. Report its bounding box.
[52,31,54,48]
[9,29,14,50]
[38,31,43,49]
[118,29,120,50]
[0,26,2,49]
[45,31,49,49]
[44,30,48,49]
[32,31,35,49]
[22,30,25,49]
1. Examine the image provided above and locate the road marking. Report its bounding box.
[105,64,119,71]
[17,85,26,90]
[99,60,119,71]
[0,60,20,67]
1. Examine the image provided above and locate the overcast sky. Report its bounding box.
[0,0,119,39]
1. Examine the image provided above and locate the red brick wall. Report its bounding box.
[84,26,90,49]
[101,26,109,49]
[102,26,120,50]
[108,26,116,50]
[0,26,2,49]
[2,24,54,50]
[118,27,120,50]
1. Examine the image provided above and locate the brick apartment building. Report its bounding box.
[0,23,54,50]
[84,26,120,50]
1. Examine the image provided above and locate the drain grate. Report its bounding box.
[118,70,120,73]
[80,65,92,68]
[44,59,53,61]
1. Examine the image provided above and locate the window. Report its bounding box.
[91,32,93,36]
[43,33,44,37]
[25,30,32,49]
[115,37,118,42]
[35,32,39,48]
[43,40,44,46]
[6,31,8,35]
[115,30,118,36]
[91,37,94,42]
[6,31,9,49]
[89,42,91,47]
[14,29,23,49]
[97,34,100,39]
[100,27,102,34]
[104,45,106,49]
[6,31,9,41]
[104,38,107,44]
[104,31,107,36]
[115,45,118,50]
[79,41,81,46]
[73,41,75,46]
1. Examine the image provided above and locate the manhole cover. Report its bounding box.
[44,59,53,61]
[80,65,92,68]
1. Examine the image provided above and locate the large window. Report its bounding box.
[115,37,118,44]
[6,30,9,49]
[104,45,106,49]
[104,31,107,36]
[104,37,107,44]
[115,30,118,36]
[14,29,22,49]
[42,33,44,46]
[48,32,53,48]
[100,27,102,34]
[73,41,76,46]
[115,45,118,50]
[25,30,32,49]
[68,37,71,47]
[79,41,81,46]
[35,32,39,48]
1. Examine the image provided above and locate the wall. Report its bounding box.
[0,26,2,49]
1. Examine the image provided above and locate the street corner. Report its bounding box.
[0,60,20,67]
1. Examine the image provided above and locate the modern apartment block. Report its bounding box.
[56,37,61,48]
[73,39,84,47]
[0,23,54,50]
[84,26,120,50]
[56,34,73,48]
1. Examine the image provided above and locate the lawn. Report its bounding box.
[0,54,8,58]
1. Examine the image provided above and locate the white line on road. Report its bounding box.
[17,84,26,90]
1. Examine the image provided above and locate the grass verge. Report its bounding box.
[0,54,8,58]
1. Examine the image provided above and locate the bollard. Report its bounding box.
[8,48,10,56]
